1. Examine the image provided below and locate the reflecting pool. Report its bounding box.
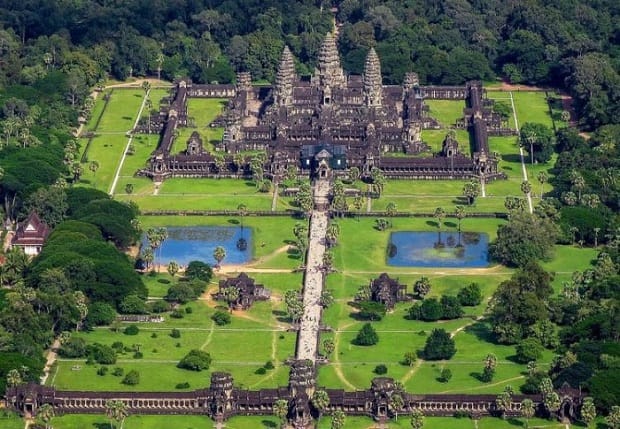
[387,231,489,268]
[146,226,252,266]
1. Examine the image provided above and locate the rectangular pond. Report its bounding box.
[146,226,252,266]
[387,231,489,268]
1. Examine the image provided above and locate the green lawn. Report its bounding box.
[316,415,566,428]
[421,129,471,155]
[0,412,24,429]
[50,414,211,429]
[170,98,227,154]
[425,100,466,127]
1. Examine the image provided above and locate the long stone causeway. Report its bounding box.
[4,178,584,426]
[295,179,330,362]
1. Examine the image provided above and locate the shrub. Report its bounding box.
[354,323,379,346]
[177,349,212,371]
[85,302,116,326]
[422,329,456,360]
[97,366,108,376]
[264,361,274,370]
[58,337,88,358]
[175,382,190,389]
[374,364,388,375]
[440,368,452,383]
[170,329,181,338]
[211,311,231,326]
[111,341,124,353]
[123,325,139,335]
[88,343,117,365]
[440,295,464,319]
[122,369,140,385]
[355,301,386,321]
[119,295,148,314]
[255,367,267,375]
[112,367,124,377]
[185,306,193,314]
[165,284,196,304]
[133,351,143,359]
[480,366,495,383]
[418,298,443,321]
[149,300,169,313]
[515,338,544,363]
[170,310,184,319]
[151,333,157,338]
[457,283,483,306]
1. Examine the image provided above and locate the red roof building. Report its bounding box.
[12,212,50,256]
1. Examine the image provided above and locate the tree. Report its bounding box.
[167,260,180,277]
[141,81,151,95]
[580,397,596,427]
[375,218,389,231]
[410,408,425,429]
[273,399,288,428]
[433,207,445,231]
[520,180,532,197]
[403,352,417,367]
[89,160,100,185]
[354,323,379,346]
[222,286,239,311]
[122,369,140,385]
[457,283,482,306]
[322,339,335,356]
[6,368,22,387]
[606,406,620,429]
[389,393,404,420]
[495,387,513,419]
[177,349,212,371]
[37,403,55,429]
[569,170,586,203]
[414,277,431,299]
[422,329,456,360]
[462,180,481,205]
[311,389,330,418]
[105,400,128,429]
[481,353,497,382]
[439,368,452,383]
[490,212,559,267]
[536,171,548,199]
[237,203,248,229]
[515,338,543,363]
[385,201,397,218]
[211,310,231,326]
[348,166,360,184]
[519,123,554,164]
[213,246,226,268]
[326,221,340,247]
[521,398,535,428]
[454,205,465,232]
[353,195,364,220]
[543,391,561,415]
[331,409,346,429]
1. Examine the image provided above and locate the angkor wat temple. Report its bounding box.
[7,368,583,427]
[138,33,512,182]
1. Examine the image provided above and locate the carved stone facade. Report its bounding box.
[137,33,512,183]
[6,377,582,425]
[368,273,407,310]
[215,272,271,310]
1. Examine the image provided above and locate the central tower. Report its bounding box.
[317,32,345,103]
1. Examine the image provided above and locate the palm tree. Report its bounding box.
[454,205,465,232]
[348,166,360,184]
[580,397,596,428]
[213,246,226,268]
[37,403,55,429]
[141,81,151,95]
[433,207,445,231]
[521,398,535,428]
[167,260,180,277]
[331,409,346,429]
[410,408,425,429]
[326,221,340,247]
[222,286,239,312]
[520,180,532,197]
[141,247,154,270]
[353,195,364,221]
[311,389,330,420]
[89,160,100,186]
[495,387,512,419]
[594,227,601,247]
[536,171,548,198]
[322,339,335,356]
[125,183,134,195]
[6,369,22,387]
[569,170,586,202]
[273,399,288,428]
[389,393,404,420]
[105,400,128,429]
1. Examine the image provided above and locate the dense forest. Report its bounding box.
[0,0,619,129]
[0,0,618,419]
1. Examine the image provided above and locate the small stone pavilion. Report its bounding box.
[369,273,407,310]
[216,272,271,310]
[11,212,50,256]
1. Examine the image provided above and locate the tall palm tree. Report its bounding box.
[331,409,346,429]
[311,390,330,420]
[222,286,239,312]
[454,205,465,232]
[6,369,22,387]
[237,203,248,230]
[167,260,180,277]
[536,171,548,199]
[521,398,535,428]
[353,195,364,221]
[389,393,404,420]
[213,246,226,268]
[141,247,154,270]
[410,408,424,429]
[433,207,445,231]
[273,399,288,428]
[580,397,596,428]
[37,403,55,429]
[89,160,100,186]
[520,180,532,197]
[105,400,128,429]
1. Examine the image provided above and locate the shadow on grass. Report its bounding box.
[272,310,290,323]
[244,181,255,187]
[261,420,277,428]
[506,417,525,426]
[93,423,113,429]
[444,221,457,228]
[228,219,240,225]
[464,322,498,344]
[502,154,522,163]
[122,116,133,120]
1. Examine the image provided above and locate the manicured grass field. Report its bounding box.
[169,98,227,154]
[50,414,211,429]
[0,412,24,429]
[421,129,471,155]
[425,100,466,127]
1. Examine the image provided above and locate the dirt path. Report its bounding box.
[437,375,525,394]
[400,359,424,385]
[40,338,60,385]
[450,316,485,339]
[331,331,357,391]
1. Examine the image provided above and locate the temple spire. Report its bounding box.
[318,32,345,88]
[363,47,382,107]
[274,46,296,106]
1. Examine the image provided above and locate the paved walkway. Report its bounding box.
[295,179,330,362]
[509,92,533,213]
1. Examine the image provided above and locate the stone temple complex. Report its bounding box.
[138,33,512,182]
